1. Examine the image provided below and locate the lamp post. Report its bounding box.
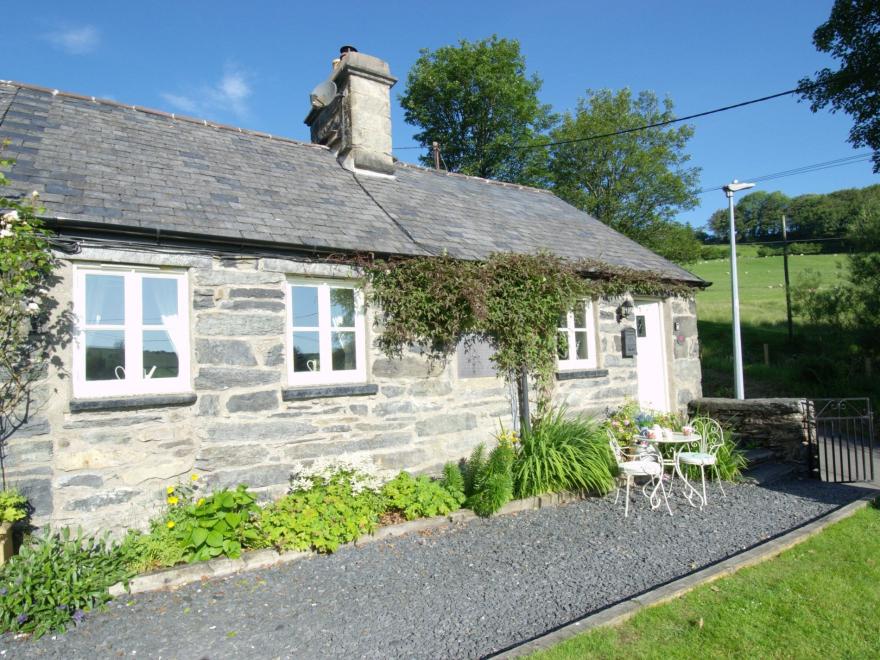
[722,180,756,400]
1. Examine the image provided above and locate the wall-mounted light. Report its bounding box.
[617,299,634,323]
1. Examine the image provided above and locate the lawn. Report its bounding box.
[683,252,876,402]
[532,503,880,659]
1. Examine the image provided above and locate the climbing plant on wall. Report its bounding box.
[363,251,695,409]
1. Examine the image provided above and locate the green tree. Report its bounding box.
[799,0,880,172]
[545,89,700,249]
[399,36,553,182]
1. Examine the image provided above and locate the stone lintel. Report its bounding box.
[69,392,197,413]
[555,369,610,381]
[281,383,379,401]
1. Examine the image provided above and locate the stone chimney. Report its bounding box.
[305,46,397,176]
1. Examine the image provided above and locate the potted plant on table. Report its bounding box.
[0,489,28,564]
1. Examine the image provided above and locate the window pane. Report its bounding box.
[292,286,319,327]
[636,315,647,338]
[558,311,568,329]
[557,331,569,360]
[85,330,125,381]
[142,278,178,325]
[143,330,179,379]
[85,275,124,325]
[331,331,357,371]
[575,330,589,360]
[574,301,588,329]
[330,288,355,327]
[293,331,320,372]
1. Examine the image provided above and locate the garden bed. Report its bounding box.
[4,478,870,659]
[109,490,585,597]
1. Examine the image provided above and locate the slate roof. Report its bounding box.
[0,81,701,283]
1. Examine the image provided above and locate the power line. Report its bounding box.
[698,153,874,194]
[392,83,821,152]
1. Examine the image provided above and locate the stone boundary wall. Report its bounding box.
[2,247,702,533]
[688,397,808,462]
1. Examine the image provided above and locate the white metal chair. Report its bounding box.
[675,417,726,509]
[608,431,672,517]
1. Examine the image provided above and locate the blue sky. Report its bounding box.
[5,1,877,230]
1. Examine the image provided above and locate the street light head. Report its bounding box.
[723,180,756,194]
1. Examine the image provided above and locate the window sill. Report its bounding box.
[281,383,378,402]
[555,368,609,381]
[69,392,198,413]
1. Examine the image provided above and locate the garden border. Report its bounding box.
[108,490,584,597]
[491,483,880,658]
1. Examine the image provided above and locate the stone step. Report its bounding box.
[742,461,798,486]
[743,448,776,466]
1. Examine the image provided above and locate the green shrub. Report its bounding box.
[464,443,515,517]
[0,489,28,524]
[790,241,822,254]
[440,462,465,498]
[0,528,133,638]
[251,469,383,553]
[699,245,728,261]
[168,484,260,562]
[513,408,616,498]
[757,245,783,257]
[381,471,465,520]
[116,526,185,574]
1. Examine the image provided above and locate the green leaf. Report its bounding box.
[190,527,208,547]
[205,531,224,548]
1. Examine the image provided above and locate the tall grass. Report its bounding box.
[512,408,616,498]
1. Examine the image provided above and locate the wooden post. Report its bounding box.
[432,142,440,170]
[763,343,770,366]
[517,366,531,434]
[782,215,793,342]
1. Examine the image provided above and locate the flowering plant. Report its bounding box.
[0,148,74,440]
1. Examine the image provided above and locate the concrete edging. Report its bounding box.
[494,486,879,658]
[109,491,585,597]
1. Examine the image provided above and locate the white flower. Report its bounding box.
[31,190,39,198]
[0,228,12,239]
[26,301,40,314]
[2,210,19,223]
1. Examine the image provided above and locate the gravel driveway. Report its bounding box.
[2,478,870,659]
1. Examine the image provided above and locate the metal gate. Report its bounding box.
[804,398,876,483]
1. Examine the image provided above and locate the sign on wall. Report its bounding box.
[457,336,499,379]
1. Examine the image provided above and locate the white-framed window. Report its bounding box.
[557,299,598,370]
[73,265,190,398]
[286,278,367,385]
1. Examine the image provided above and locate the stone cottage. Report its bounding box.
[0,48,704,533]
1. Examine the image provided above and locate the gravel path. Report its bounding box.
[2,478,870,659]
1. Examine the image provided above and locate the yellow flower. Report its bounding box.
[197,498,206,507]
[167,496,179,505]
[166,485,175,495]
[166,520,175,529]
[190,474,199,481]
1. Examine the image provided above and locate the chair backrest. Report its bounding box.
[607,429,626,465]
[690,417,725,455]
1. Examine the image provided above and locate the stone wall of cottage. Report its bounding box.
[1,247,701,533]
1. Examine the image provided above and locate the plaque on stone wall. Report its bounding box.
[457,336,499,379]
[622,328,637,358]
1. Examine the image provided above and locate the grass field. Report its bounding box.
[683,251,875,401]
[533,503,880,659]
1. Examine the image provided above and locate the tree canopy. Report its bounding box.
[544,88,701,261]
[799,0,880,172]
[399,36,553,182]
[707,183,880,243]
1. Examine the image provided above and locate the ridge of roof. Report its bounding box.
[393,161,555,195]
[0,80,330,152]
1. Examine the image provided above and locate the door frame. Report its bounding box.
[633,297,671,412]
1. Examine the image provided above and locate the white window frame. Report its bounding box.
[286,278,367,386]
[73,265,191,398]
[557,299,598,370]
